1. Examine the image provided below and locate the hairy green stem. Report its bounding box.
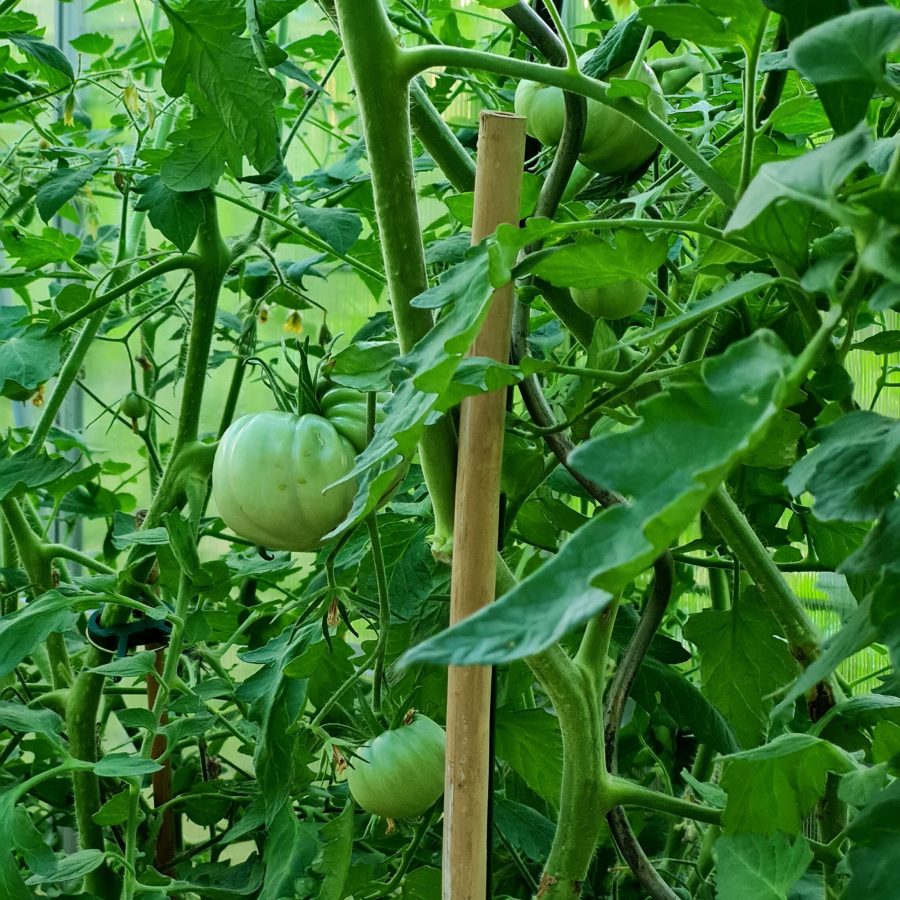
[400,46,736,207]
[335,0,458,551]
[66,192,228,898]
[704,486,820,667]
[48,255,199,336]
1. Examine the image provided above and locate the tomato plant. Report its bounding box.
[0,1,899,899]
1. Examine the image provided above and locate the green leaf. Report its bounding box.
[326,244,496,535]
[94,754,162,778]
[89,650,159,679]
[526,231,668,288]
[852,330,900,354]
[843,500,900,575]
[493,798,554,863]
[133,175,205,251]
[0,448,72,501]
[0,702,63,745]
[684,593,800,749]
[0,225,80,268]
[69,32,114,55]
[5,32,73,86]
[0,590,77,678]
[35,159,104,222]
[257,0,308,30]
[582,14,648,79]
[236,626,317,823]
[715,832,813,900]
[303,802,354,900]
[327,341,398,392]
[720,734,854,835]
[0,327,64,399]
[292,202,362,254]
[631,659,740,755]
[91,791,131,826]
[843,779,900,898]
[725,126,872,237]
[259,803,318,900]
[785,411,900,522]
[402,332,794,666]
[401,868,443,899]
[160,0,282,176]
[176,858,264,898]
[25,849,104,885]
[0,793,31,900]
[495,708,562,806]
[790,9,900,131]
[160,115,229,192]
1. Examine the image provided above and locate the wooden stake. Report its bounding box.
[443,110,526,900]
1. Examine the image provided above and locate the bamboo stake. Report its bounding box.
[443,110,526,900]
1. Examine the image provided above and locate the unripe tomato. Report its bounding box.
[346,713,446,819]
[571,281,647,320]
[212,398,360,551]
[120,391,149,420]
[514,58,666,177]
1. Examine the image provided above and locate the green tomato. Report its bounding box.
[571,280,647,320]
[212,408,357,552]
[120,391,149,420]
[514,57,666,177]
[346,713,446,819]
[316,386,383,454]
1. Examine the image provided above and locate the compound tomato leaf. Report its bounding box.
[160,0,282,176]
[402,331,794,666]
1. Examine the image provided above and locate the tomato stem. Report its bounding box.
[335,0,458,554]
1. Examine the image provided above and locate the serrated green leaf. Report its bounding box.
[133,175,205,251]
[495,708,563,806]
[685,592,800,749]
[720,734,854,834]
[715,832,813,900]
[160,0,282,176]
[0,590,77,677]
[786,411,900,522]
[843,778,900,898]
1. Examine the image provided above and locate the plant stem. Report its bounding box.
[48,254,199,335]
[335,0,458,552]
[609,779,722,826]
[367,515,390,718]
[704,486,820,668]
[738,13,771,197]
[400,45,736,207]
[66,192,228,898]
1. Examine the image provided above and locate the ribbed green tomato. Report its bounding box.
[346,714,446,819]
[571,280,646,320]
[212,401,359,552]
[317,387,370,454]
[514,59,666,177]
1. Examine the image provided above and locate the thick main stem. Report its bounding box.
[66,192,229,898]
[335,0,458,552]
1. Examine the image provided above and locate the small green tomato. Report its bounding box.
[571,281,647,320]
[346,713,446,819]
